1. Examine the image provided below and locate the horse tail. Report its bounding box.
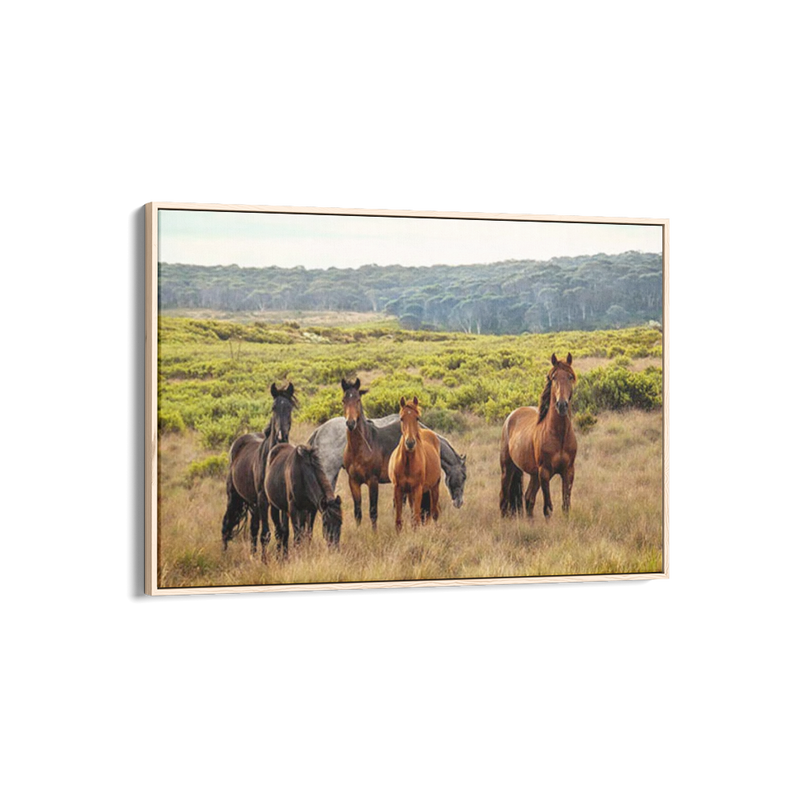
[222,470,249,548]
[499,416,523,517]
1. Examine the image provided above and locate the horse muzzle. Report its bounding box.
[556,401,569,416]
[346,419,356,431]
[405,439,416,450]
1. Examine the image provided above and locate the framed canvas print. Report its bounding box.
[145,203,668,595]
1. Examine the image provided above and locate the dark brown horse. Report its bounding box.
[341,377,395,530]
[499,354,577,520]
[265,443,343,556]
[221,382,297,553]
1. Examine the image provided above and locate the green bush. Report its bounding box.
[158,409,186,433]
[574,411,598,433]
[577,366,662,414]
[186,454,228,482]
[422,408,469,434]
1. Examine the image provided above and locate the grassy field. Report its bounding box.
[156,316,664,588]
[158,410,663,588]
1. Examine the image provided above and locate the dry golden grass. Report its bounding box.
[157,411,663,588]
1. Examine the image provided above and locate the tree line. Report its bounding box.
[158,251,663,334]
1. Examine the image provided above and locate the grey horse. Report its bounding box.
[307,414,467,508]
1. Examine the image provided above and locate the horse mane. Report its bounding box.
[274,389,300,409]
[537,380,553,422]
[296,445,335,499]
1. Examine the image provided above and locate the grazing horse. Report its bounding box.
[499,354,577,520]
[308,414,467,509]
[265,444,343,556]
[221,382,297,553]
[388,397,441,531]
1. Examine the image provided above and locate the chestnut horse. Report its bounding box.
[499,354,577,520]
[388,397,441,531]
[341,377,397,530]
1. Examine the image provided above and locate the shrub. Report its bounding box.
[574,411,598,433]
[186,454,228,482]
[577,366,662,414]
[158,409,186,433]
[422,408,469,434]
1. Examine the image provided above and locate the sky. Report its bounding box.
[158,209,663,270]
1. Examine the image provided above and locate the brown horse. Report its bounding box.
[388,397,441,531]
[499,354,577,520]
[221,382,297,553]
[341,377,390,530]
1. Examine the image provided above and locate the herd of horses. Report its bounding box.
[221,354,578,561]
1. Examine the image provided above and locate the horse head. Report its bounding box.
[321,495,343,546]
[269,382,297,443]
[341,377,368,431]
[446,453,468,508]
[548,353,576,416]
[399,396,422,451]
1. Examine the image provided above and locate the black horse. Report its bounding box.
[221,382,297,553]
[265,443,343,556]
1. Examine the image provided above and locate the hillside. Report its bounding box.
[158,251,663,334]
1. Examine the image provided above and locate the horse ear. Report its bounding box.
[551,353,558,367]
[286,382,294,396]
[461,454,467,463]
[354,377,361,390]
[359,389,369,396]
[341,378,349,391]
[412,396,419,406]
[566,353,572,366]
[271,382,278,397]
[400,396,406,407]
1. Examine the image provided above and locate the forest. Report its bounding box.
[158,251,663,334]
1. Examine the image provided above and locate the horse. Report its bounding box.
[339,377,401,530]
[310,414,466,508]
[264,443,343,556]
[221,382,297,553]
[499,353,577,520]
[388,397,441,531]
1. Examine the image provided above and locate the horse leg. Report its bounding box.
[368,479,379,531]
[429,483,440,523]
[524,471,539,518]
[539,467,554,519]
[420,491,430,523]
[500,460,523,517]
[349,476,363,526]
[271,506,288,557]
[289,503,305,546]
[562,464,575,514]
[257,490,271,557]
[394,484,404,531]
[249,506,260,555]
[411,485,424,527]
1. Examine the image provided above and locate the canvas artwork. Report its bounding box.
[145,203,668,595]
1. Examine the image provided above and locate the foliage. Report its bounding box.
[158,317,663,444]
[574,411,598,433]
[186,454,228,482]
[159,250,663,334]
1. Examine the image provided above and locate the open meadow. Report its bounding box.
[156,317,664,588]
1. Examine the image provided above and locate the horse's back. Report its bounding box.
[229,434,263,504]
[420,430,441,488]
[502,406,539,475]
